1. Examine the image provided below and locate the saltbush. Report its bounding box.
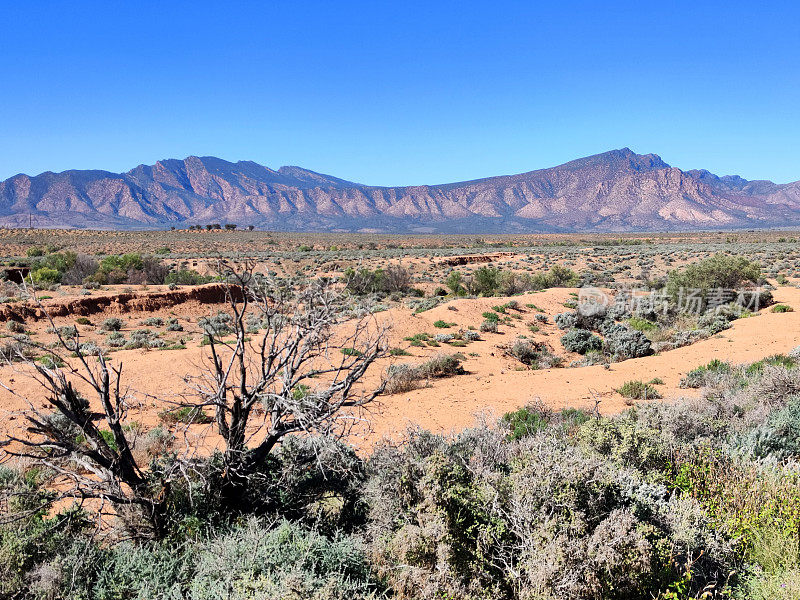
[603,324,652,359]
[561,328,603,354]
[385,354,465,394]
[555,311,578,330]
[199,313,234,337]
[8,339,800,600]
[680,359,732,388]
[734,396,800,460]
[480,319,498,333]
[100,317,124,331]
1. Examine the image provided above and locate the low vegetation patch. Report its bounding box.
[433,320,455,328]
[681,359,732,388]
[158,406,214,425]
[616,379,662,399]
[560,328,602,354]
[385,353,465,394]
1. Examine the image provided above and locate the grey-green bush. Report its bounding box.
[561,328,603,354]
[603,324,652,359]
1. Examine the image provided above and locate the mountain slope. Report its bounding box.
[2,149,799,232]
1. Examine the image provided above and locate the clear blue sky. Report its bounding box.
[1,1,799,184]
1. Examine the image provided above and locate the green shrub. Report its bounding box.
[100,253,143,274]
[292,384,311,400]
[26,518,381,600]
[165,269,213,286]
[746,354,797,375]
[472,266,499,295]
[560,407,592,427]
[37,354,65,369]
[502,405,549,439]
[30,266,61,285]
[158,406,214,425]
[98,429,118,451]
[367,425,722,600]
[0,468,91,597]
[628,316,657,331]
[772,304,793,313]
[90,253,145,284]
[680,359,733,388]
[665,448,800,589]
[26,246,46,257]
[548,264,579,286]
[666,254,761,308]
[735,566,800,600]
[446,271,464,295]
[616,380,661,400]
[364,265,393,295]
[404,333,430,342]
[343,265,411,295]
[186,519,380,599]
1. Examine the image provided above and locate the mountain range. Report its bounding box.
[2,148,800,232]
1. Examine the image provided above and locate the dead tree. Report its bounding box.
[188,262,389,507]
[0,300,174,538]
[0,266,388,531]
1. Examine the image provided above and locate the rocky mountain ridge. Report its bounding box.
[2,148,799,232]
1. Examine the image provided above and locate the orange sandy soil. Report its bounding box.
[1,285,799,453]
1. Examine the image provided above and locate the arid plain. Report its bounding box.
[1,228,799,450]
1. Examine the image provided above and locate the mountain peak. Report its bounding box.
[606,147,669,168]
[0,150,796,232]
[552,148,669,173]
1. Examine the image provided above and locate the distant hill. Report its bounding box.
[2,148,800,232]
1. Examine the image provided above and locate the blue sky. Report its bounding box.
[1,1,798,184]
